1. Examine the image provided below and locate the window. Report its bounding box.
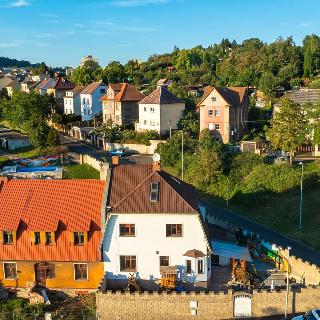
[119,224,135,237]
[144,107,147,112]
[198,260,204,274]
[34,232,41,245]
[74,263,88,280]
[215,124,220,130]
[211,96,216,102]
[186,260,192,274]
[82,98,85,104]
[208,109,213,116]
[150,182,159,202]
[100,88,106,93]
[150,121,157,126]
[120,256,136,272]
[160,256,169,267]
[3,231,14,244]
[3,262,17,279]
[166,224,182,237]
[215,109,220,116]
[45,232,53,245]
[86,98,89,104]
[46,263,55,279]
[208,123,214,130]
[143,120,147,125]
[74,232,85,245]
[150,107,155,113]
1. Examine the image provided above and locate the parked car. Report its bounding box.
[108,148,126,157]
[292,309,320,320]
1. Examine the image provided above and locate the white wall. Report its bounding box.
[81,85,107,120]
[103,213,210,284]
[138,103,161,132]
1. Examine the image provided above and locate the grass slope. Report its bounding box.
[63,164,100,179]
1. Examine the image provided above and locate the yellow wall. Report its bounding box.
[0,261,104,289]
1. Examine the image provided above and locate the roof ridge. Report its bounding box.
[158,171,199,214]
[111,170,156,211]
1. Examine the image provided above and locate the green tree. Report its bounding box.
[70,60,103,85]
[267,98,308,163]
[259,71,279,96]
[103,61,126,84]
[177,110,199,138]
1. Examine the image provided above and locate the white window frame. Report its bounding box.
[3,262,17,280]
[215,124,220,130]
[73,263,88,281]
[150,107,155,113]
[215,109,220,116]
[208,123,214,130]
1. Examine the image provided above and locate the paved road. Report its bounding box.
[60,134,153,165]
[203,201,320,265]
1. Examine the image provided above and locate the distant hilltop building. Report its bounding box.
[80,55,98,67]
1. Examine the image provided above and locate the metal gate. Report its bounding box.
[233,294,252,318]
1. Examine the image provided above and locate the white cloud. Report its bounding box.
[110,0,169,7]
[0,42,20,48]
[298,22,312,28]
[9,0,31,7]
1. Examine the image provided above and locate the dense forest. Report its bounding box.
[0,56,33,68]
[69,34,320,97]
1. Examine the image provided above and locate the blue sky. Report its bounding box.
[0,0,320,67]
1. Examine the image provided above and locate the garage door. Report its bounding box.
[233,294,252,318]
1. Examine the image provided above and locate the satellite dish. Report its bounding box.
[152,153,161,162]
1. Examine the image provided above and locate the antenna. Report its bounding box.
[152,153,161,162]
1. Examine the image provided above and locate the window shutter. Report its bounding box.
[40,232,46,244]
[0,232,3,245]
[70,231,74,245]
[30,231,35,244]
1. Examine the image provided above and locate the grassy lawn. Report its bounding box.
[63,164,100,179]
[203,188,320,250]
[0,155,9,168]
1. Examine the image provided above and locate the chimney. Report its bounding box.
[152,160,160,172]
[111,156,119,166]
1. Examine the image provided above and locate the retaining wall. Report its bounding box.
[104,140,165,155]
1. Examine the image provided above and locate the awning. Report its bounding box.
[212,240,252,262]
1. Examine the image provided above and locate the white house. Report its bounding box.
[80,82,107,121]
[63,86,85,115]
[102,163,211,291]
[136,85,185,135]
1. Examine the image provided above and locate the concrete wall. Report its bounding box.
[96,287,320,320]
[104,140,164,155]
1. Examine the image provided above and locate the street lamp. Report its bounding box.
[299,162,304,230]
[285,246,291,318]
[181,130,184,180]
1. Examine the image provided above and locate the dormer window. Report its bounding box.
[150,182,159,202]
[3,231,14,244]
[45,232,53,245]
[74,232,85,245]
[34,232,41,245]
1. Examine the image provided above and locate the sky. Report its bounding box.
[0,0,320,67]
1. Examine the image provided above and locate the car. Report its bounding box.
[292,309,320,320]
[108,148,127,157]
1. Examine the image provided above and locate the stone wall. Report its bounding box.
[96,287,320,320]
[279,248,320,286]
[104,140,164,155]
[79,154,109,180]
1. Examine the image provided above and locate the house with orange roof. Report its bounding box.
[102,163,211,291]
[197,86,249,143]
[0,178,107,290]
[101,83,145,126]
[80,81,107,121]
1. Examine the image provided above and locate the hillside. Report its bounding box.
[0,56,33,68]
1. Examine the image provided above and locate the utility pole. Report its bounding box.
[181,130,184,180]
[299,162,304,230]
[285,246,291,318]
[169,120,172,138]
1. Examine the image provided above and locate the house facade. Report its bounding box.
[101,83,145,126]
[198,86,249,143]
[102,164,211,290]
[5,79,21,97]
[137,85,185,134]
[80,82,107,121]
[0,178,106,290]
[63,86,85,115]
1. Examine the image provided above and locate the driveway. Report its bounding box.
[203,201,320,265]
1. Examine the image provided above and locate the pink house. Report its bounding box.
[197,86,249,143]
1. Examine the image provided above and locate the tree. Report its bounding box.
[177,110,199,138]
[103,61,125,84]
[70,60,103,86]
[259,71,279,96]
[267,98,308,163]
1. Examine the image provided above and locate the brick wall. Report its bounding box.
[96,287,320,320]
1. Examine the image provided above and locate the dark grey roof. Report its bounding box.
[285,89,320,105]
[139,86,183,105]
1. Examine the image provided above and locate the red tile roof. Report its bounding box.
[81,81,105,95]
[101,83,145,102]
[0,179,105,261]
[108,165,198,214]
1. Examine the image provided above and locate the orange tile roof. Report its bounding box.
[0,179,105,261]
[101,83,145,102]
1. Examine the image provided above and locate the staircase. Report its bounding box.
[209,265,232,291]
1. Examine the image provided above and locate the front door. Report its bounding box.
[35,263,46,286]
